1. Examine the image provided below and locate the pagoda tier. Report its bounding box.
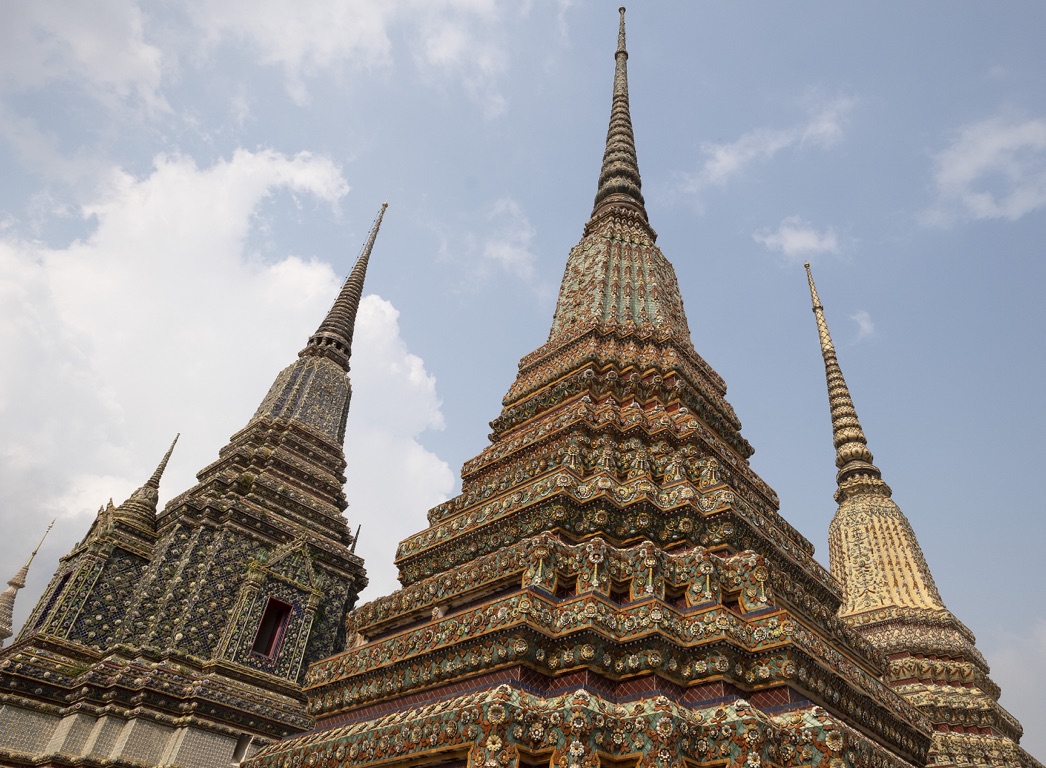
[249,10,940,768]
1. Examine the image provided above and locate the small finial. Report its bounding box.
[350,524,362,553]
[617,8,627,56]
[30,520,55,562]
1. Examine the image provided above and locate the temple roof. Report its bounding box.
[805,268,1035,765]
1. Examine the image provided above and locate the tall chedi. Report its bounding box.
[252,11,950,768]
[0,206,385,768]
[804,263,1039,768]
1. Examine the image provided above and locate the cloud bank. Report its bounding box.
[925,115,1046,225]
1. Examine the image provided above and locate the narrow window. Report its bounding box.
[231,734,253,765]
[251,598,292,657]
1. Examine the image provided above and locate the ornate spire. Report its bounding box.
[588,7,649,231]
[544,9,700,350]
[804,263,885,500]
[249,204,387,447]
[803,274,1033,765]
[805,263,949,620]
[301,203,388,371]
[112,435,179,532]
[0,520,54,646]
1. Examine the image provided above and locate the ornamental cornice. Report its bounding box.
[396,472,734,566]
[0,642,313,738]
[156,496,363,579]
[842,609,984,669]
[314,597,791,698]
[457,395,778,520]
[304,620,928,758]
[350,536,770,640]
[405,460,810,581]
[930,731,1042,768]
[255,684,919,768]
[886,655,1000,700]
[511,330,727,415]
[490,360,750,460]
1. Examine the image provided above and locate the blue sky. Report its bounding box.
[1,1,1044,753]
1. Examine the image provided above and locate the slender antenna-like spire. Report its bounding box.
[351,524,361,554]
[113,435,179,530]
[0,519,54,645]
[146,433,179,490]
[804,263,886,500]
[301,203,388,371]
[588,7,649,229]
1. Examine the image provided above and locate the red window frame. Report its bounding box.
[251,597,292,658]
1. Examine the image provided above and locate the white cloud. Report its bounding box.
[483,198,538,280]
[412,3,508,119]
[185,0,509,113]
[0,1,515,119]
[851,310,874,341]
[433,197,553,298]
[0,148,450,629]
[346,296,454,599]
[753,215,840,261]
[925,115,1046,225]
[0,0,164,109]
[0,107,111,191]
[185,0,396,105]
[685,96,856,191]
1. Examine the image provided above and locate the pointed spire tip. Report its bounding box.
[147,433,179,488]
[589,5,648,229]
[617,7,627,55]
[804,265,884,496]
[301,202,387,370]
